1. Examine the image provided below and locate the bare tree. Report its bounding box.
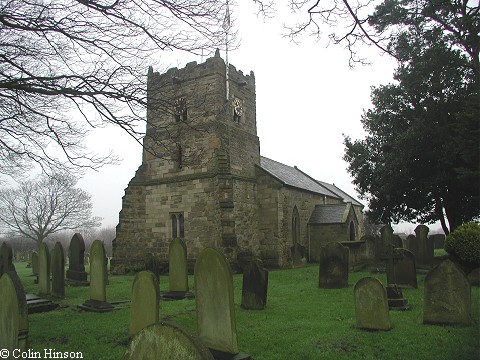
[0,0,234,178]
[0,173,101,244]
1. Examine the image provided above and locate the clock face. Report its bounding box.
[174,97,186,115]
[233,98,243,116]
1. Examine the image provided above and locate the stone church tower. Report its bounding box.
[111,50,262,273]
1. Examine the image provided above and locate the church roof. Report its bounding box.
[259,156,363,207]
[308,203,354,224]
[259,157,341,199]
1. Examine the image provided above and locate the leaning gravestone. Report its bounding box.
[241,259,268,310]
[66,233,88,285]
[319,242,349,288]
[0,241,16,277]
[124,323,214,360]
[0,271,29,352]
[386,248,417,289]
[354,277,391,331]
[38,242,51,296]
[163,238,193,300]
[195,247,249,359]
[31,251,39,277]
[51,242,65,298]
[415,225,434,269]
[423,259,472,325]
[129,271,160,337]
[78,240,113,312]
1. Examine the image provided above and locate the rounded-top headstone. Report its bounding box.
[38,242,51,296]
[129,271,160,337]
[194,247,238,354]
[0,271,29,351]
[354,277,391,331]
[52,242,65,298]
[414,224,429,239]
[124,322,214,360]
[0,242,15,276]
[69,233,86,272]
[89,240,107,302]
[169,238,188,292]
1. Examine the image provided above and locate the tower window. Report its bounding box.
[171,212,185,238]
[174,98,187,122]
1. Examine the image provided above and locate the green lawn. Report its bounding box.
[14,262,480,360]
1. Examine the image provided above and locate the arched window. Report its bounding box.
[171,212,185,239]
[292,206,300,245]
[349,221,356,241]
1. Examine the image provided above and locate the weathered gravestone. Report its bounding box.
[405,234,418,260]
[241,259,268,310]
[51,242,65,298]
[31,251,39,277]
[379,225,394,257]
[66,233,88,285]
[78,240,113,312]
[362,235,378,263]
[415,225,434,269]
[195,247,250,359]
[386,284,409,310]
[291,243,306,268]
[467,268,480,287]
[430,234,446,249]
[319,242,349,289]
[163,238,193,300]
[386,248,417,289]
[354,277,391,331]
[0,241,16,277]
[124,322,214,360]
[129,271,160,337]
[0,271,28,352]
[38,242,51,296]
[423,259,472,325]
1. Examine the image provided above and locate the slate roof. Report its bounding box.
[259,157,362,207]
[308,204,351,224]
[259,157,341,198]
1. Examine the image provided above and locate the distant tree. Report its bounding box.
[0,173,101,244]
[0,0,232,178]
[343,25,479,234]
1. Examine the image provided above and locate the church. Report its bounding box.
[111,50,365,274]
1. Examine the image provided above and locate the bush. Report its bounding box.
[445,222,480,266]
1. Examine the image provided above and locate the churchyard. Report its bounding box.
[6,256,480,360]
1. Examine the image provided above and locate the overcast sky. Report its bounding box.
[76,4,433,234]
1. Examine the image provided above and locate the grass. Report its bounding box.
[14,262,480,360]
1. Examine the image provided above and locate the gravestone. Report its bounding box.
[386,284,409,310]
[362,235,377,262]
[38,242,51,296]
[380,224,395,257]
[0,241,15,277]
[66,233,88,285]
[405,234,418,259]
[31,251,39,277]
[241,259,268,310]
[430,234,445,249]
[195,247,249,359]
[129,271,160,337]
[386,248,417,289]
[354,277,391,331]
[0,271,29,352]
[318,242,349,289]
[163,238,193,300]
[124,323,214,360]
[291,243,306,268]
[51,242,65,298]
[415,225,434,269]
[423,259,472,325]
[78,240,113,312]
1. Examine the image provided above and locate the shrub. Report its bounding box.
[445,222,480,266]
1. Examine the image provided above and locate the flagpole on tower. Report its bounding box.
[223,0,231,101]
